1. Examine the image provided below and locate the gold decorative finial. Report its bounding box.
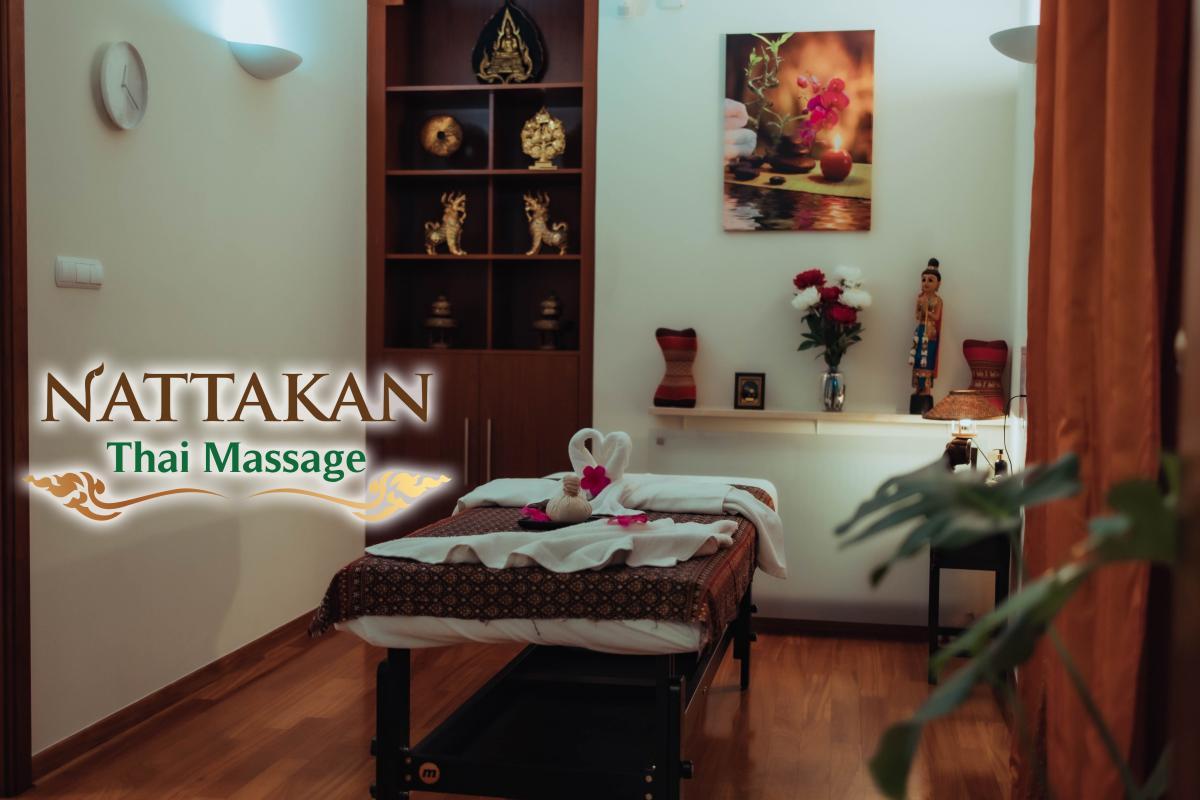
[520,107,566,170]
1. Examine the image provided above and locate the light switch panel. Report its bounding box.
[55,256,103,289]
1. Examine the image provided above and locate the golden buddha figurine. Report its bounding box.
[908,257,943,414]
[476,7,534,84]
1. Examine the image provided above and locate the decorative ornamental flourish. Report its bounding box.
[25,471,222,522]
[27,469,450,524]
[251,470,451,522]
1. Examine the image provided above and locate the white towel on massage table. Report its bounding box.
[451,473,788,579]
[366,517,737,572]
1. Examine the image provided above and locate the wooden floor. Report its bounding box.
[27,632,1009,800]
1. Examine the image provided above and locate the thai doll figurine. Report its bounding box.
[908,258,943,414]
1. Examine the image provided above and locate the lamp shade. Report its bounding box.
[990,25,1038,64]
[923,389,1004,422]
[229,41,303,80]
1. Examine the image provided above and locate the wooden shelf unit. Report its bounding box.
[367,0,597,540]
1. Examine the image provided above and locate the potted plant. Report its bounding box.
[837,454,1176,799]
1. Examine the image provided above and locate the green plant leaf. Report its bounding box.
[931,562,1091,677]
[869,660,982,797]
[835,460,949,535]
[868,723,922,799]
[1011,453,1081,507]
[1141,747,1170,799]
[1089,478,1177,564]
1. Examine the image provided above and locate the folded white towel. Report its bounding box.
[568,428,632,480]
[453,478,559,514]
[453,472,788,579]
[367,518,737,572]
[567,429,637,516]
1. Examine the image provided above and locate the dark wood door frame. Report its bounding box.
[1171,11,1200,792]
[0,0,29,795]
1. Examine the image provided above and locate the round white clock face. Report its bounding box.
[99,42,148,130]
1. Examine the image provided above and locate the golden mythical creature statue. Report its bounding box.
[523,192,569,255]
[424,192,468,256]
[521,107,566,170]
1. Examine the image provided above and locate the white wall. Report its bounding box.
[25,0,365,752]
[596,1,1025,622]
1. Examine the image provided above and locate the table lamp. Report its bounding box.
[923,389,1003,470]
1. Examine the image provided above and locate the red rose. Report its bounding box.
[819,285,843,302]
[793,269,825,290]
[828,304,858,324]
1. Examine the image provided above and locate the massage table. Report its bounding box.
[312,484,773,800]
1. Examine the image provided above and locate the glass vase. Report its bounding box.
[822,371,845,412]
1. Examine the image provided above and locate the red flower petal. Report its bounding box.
[828,304,858,325]
[793,268,826,290]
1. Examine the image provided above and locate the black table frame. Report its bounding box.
[370,586,756,800]
[928,535,1011,684]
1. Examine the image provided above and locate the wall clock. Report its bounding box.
[99,42,148,130]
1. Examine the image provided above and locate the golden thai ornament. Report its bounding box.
[419,115,463,157]
[423,192,468,256]
[473,1,544,85]
[523,191,569,255]
[533,292,563,350]
[521,107,565,170]
[424,295,458,349]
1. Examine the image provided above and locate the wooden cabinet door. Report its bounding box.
[479,354,580,480]
[369,351,480,543]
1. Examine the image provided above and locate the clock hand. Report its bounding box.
[121,63,127,87]
[124,85,140,111]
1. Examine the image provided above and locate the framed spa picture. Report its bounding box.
[734,372,766,409]
[723,30,875,231]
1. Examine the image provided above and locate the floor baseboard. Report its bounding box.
[755,616,927,642]
[31,610,316,781]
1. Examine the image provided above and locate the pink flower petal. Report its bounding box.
[580,465,612,497]
[520,505,551,522]
[607,514,650,528]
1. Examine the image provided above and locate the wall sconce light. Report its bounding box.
[229,41,302,80]
[990,25,1038,64]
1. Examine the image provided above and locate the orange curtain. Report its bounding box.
[1016,0,1189,797]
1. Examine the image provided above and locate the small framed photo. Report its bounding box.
[734,372,766,410]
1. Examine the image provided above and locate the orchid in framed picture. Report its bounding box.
[792,266,872,411]
[724,30,875,231]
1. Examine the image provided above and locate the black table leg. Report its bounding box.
[733,588,755,690]
[374,649,410,800]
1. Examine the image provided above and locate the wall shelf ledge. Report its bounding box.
[649,406,1016,438]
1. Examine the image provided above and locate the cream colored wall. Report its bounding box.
[596,1,1025,623]
[25,0,365,752]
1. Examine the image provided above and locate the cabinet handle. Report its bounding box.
[485,418,493,484]
[462,417,471,487]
